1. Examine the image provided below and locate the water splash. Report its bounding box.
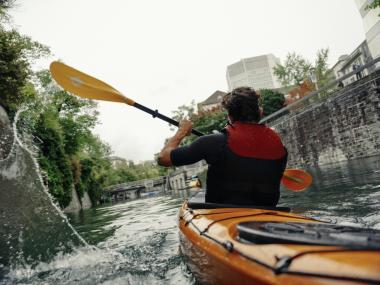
[1,107,194,284]
[0,107,87,272]
[14,108,87,246]
[4,196,195,285]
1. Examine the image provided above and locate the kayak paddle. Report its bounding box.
[281,169,312,192]
[49,61,204,136]
[49,61,312,191]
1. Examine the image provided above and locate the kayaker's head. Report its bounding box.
[222,87,262,123]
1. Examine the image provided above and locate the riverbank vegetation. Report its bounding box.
[0,2,166,208]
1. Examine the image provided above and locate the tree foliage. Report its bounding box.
[171,100,196,122]
[366,0,380,15]
[106,160,161,186]
[35,110,74,207]
[273,48,331,89]
[0,1,165,208]
[192,109,227,135]
[273,52,312,86]
[0,0,15,22]
[259,89,285,117]
[0,27,50,115]
[314,48,334,88]
[170,100,228,144]
[30,73,102,206]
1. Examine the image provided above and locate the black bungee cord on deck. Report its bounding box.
[180,207,380,285]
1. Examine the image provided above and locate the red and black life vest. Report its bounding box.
[206,122,287,206]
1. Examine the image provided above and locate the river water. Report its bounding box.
[2,155,380,284]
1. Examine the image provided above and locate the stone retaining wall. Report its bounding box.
[270,70,380,167]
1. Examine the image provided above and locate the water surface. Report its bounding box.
[2,156,380,284]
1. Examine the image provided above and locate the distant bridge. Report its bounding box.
[101,176,167,202]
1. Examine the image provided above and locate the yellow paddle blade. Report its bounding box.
[281,169,313,192]
[49,61,135,105]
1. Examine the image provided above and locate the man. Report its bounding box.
[158,87,287,206]
[353,64,363,80]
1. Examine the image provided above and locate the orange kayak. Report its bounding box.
[178,193,380,285]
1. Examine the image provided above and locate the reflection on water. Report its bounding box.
[2,155,380,284]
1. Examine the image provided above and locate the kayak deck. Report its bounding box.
[178,194,380,285]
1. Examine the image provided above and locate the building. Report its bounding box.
[198,90,227,112]
[331,0,380,87]
[168,161,208,190]
[226,54,282,91]
[355,0,380,59]
[332,40,374,86]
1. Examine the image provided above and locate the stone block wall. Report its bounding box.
[270,70,380,167]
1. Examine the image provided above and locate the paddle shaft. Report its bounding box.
[133,102,204,136]
[282,174,302,183]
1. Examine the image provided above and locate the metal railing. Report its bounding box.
[260,57,380,126]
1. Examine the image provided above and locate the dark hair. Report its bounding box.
[222,87,261,122]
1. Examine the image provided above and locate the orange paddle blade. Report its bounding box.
[50,61,135,105]
[281,169,312,192]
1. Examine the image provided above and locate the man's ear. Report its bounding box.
[259,107,264,118]
[227,114,234,123]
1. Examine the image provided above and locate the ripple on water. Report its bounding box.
[354,184,380,190]
[6,241,192,285]
[3,191,195,285]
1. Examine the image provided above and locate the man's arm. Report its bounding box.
[157,120,193,166]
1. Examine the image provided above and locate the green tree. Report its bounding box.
[171,100,196,120]
[170,100,197,131]
[259,89,285,116]
[192,109,227,135]
[35,110,74,207]
[103,159,163,188]
[367,0,380,15]
[171,108,228,145]
[273,52,312,86]
[0,28,50,115]
[35,70,99,156]
[27,71,108,206]
[0,0,15,22]
[314,48,333,88]
[273,48,331,89]
[77,134,113,202]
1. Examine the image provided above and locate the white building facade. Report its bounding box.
[355,0,380,59]
[226,54,282,91]
[332,40,374,86]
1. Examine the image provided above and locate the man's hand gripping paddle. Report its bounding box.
[50,61,312,191]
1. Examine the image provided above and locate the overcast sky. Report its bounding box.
[10,0,365,162]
